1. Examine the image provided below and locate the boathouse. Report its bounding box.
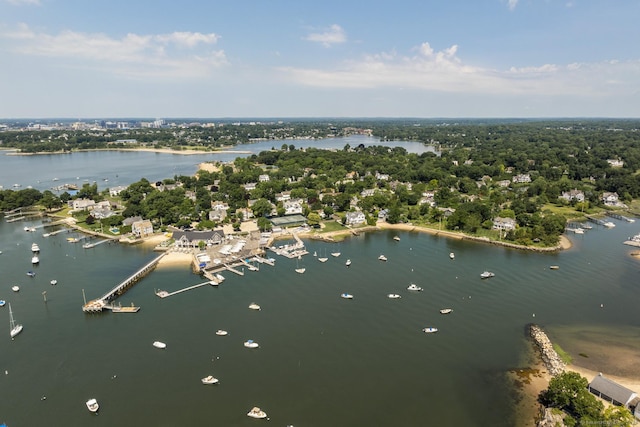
[588,373,638,407]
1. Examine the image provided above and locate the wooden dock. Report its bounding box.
[82,252,166,312]
[154,280,217,298]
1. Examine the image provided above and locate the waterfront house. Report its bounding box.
[588,373,637,408]
[283,198,304,215]
[131,219,153,237]
[602,192,620,206]
[492,217,517,231]
[345,211,366,226]
[109,185,128,197]
[172,229,226,248]
[70,198,96,211]
[122,216,142,227]
[560,189,585,203]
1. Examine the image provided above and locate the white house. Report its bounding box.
[345,211,366,226]
[131,219,153,237]
[258,174,270,182]
[560,189,585,203]
[512,174,532,184]
[492,217,517,231]
[70,198,96,210]
[276,191,291,202]
[283,198,304,215]
[109,185,127,197]
[602,192,620,206]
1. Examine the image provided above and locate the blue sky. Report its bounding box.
[1,0,639,118]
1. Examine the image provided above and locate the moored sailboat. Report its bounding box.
[9,303,23,338]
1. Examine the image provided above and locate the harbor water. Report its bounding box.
[1,140,640,425]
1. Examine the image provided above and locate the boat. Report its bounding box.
[393,236,401,241]
[215,330,228,336]
[23,226,35,232]
[85,398,99,413]
[50,279,58,285]
[378,255,387,261]
[387,294,401,299]
[31,255,39,265]
[215,273,225,282]
[248,303,261,311]
[295,267,306,274]
[244,339,259,348]
[407,283,423,291]
[341,293,354,299]
[0,300,5,307]
[449,252,455,260]
[331,252,341,257]
[440,308,453,314]
[26,271,36,277]
[31,243,40,253]
[422,327,438,334]
[247,407,267,419]
[549,265,560,270]
[11,286,19,292]
[604,221,616,228]
[313,251,317,257]
[480,271,495,279]
[345,259,351,266]
[574,228,585,234]
[152,341,166,349]
[9,303,23,338]
[201,375,219,385]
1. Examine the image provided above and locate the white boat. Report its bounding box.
[201,375,219,385]
[31,255,39,264]
[12,285,19,292]
[26,271,36,277]
[341,293,354,299]
[24,226,35,232]
[604,222,616,228]
[449,252,455,260]
[407,283,423,291]
[387,294,401,299]
[393,236,401,241]
[331,252,341,257]
[549,265,560,270]
[318,256,328,263]
[50,279,58,285]
[152,341,166,349]
[248,303,261,311]
[480,271,495,279]
[9,303,23,338]
[423,327,438,333]
[440,308,453,314]
[345,259,351,266]
[85,398,99,413]
[31,243,40,252]
[215,330,228,336]
[378,255,387,261]
[0,300,5,307]
[244,339,259,348]
[247,407,267,419]
[215,273,225,282]
[295,267,306,274]
[574,228,585,234]
[313,251,317,257]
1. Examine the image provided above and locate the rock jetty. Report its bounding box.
[529,324,565,376]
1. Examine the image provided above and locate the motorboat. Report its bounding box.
[423,327,438,334]
[341,293,354,299]
[387,294,401,299]
[152,341,167,349]
[345,259,351,266]
[26,271,36,277]
[31,243,40,253]
[215,330,228,336]
[50,279,58,285]
[248,303,261,311]
[9,303,23,338]
[407,283,423,291]
[449,252,455,260]
[480,271,495,279]
[31,255,39,265]
[215,273,225,282]
[12,286,20,292]
[440,308,453,314]
[378,255,387,261]
[318,256,328,263]
[393,236,401,241]
[86,398,99,413]
[201,375,219,385]
[331,252,341,257]
[549,265,560,270]
[0,300,5,307]
[24,226,35,232]
[295,267,306,274]
[244,339,259,349]
[247,407,267,419]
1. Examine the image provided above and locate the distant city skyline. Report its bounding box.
[1,0,639,119]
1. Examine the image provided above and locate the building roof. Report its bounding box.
[589,374,637,406]
[172,229,225,242]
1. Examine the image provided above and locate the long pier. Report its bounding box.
[154,280,217,298]
[82,252,166,312]
[605,211,635,223]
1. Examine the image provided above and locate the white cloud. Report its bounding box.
[0,24,227,79]
[3,0,41,5]
[304,24,346,47]
[279,41,640,99]
[507,0,518,11]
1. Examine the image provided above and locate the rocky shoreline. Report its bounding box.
[529,324,565,377]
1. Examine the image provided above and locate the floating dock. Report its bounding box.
[154,280,218,298]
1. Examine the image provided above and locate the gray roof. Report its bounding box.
[172,229,225,242]
[589,374,637,406]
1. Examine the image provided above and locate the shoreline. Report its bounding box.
[5,147,252,156]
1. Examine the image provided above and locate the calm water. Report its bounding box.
[1,145,640,426]
[0,135,437,192]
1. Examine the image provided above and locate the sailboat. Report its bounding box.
[9,303,23,338]
[295,256,306,274]
[318,248,328,263]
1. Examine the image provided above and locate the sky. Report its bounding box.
[0,0,639,119]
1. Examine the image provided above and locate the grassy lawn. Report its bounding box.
[320,220,347,233]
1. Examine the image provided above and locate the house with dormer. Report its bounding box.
[171,229,226,248]
[283,198,304,215]
[560,189,585,203]
[492,217,516,231]
[602,192,620,207]
[345,211,366,226]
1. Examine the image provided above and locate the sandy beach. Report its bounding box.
[157,251,195,268]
